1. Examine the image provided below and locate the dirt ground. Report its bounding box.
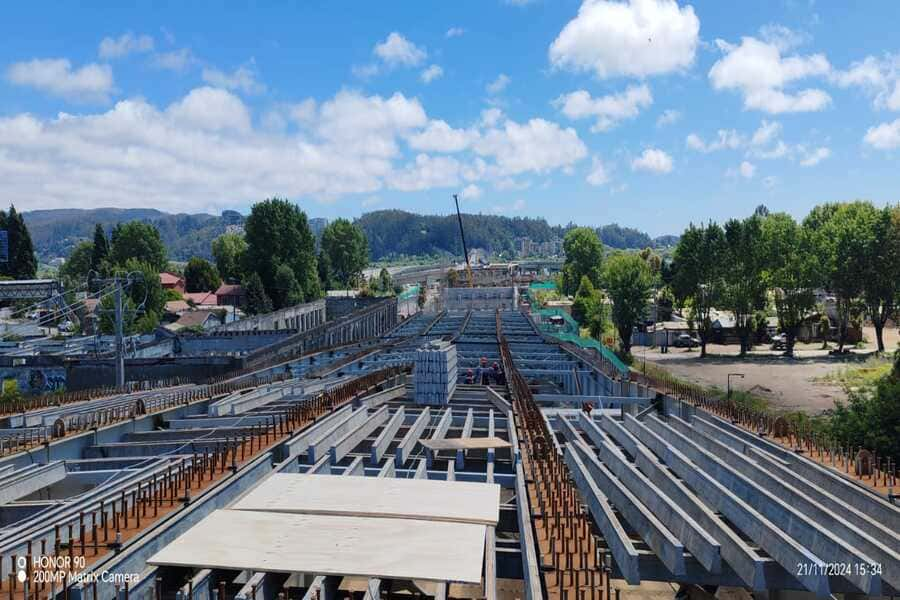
[636,325,898,415]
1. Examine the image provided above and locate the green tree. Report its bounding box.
[760,213,817,356]
[417,282,427,309]
[184,257,222,293]
[98,294,137,336]
[561,227,603,295]
[572,276,607,339]
[804,201,881,352]
[863,205,900,353]
[91,224,109,274]
[59,241,94,290]
[722,215,768,355]
[117,259,166,323]
[0,205,37,280]
[244,198,319,302]
[829,351,900,458]
[603,253,655,355]
[320,218,369,288]
[317,250,335,292]
[378,268,394,296]
[109,221,167,271]
[211,233,247,283]
[670,222,726,357]
[272,263,303,309]
[244,272,272,315]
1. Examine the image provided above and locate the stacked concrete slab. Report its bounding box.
[414,341,458,406]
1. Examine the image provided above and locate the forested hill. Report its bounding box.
[26,207,675,263]
[356,210,565,260]
[24,208,244,262]
[356,210,677,260]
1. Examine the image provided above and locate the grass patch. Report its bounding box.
[816,356,892,390]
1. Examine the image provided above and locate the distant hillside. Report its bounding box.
[356,210,566,260]
[24,208,244,262]
[26,207,676,264]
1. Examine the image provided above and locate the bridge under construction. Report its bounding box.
[0,303,895,600]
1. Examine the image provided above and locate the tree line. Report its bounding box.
[59,198,372,328]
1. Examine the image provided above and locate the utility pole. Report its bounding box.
[114,282,125,388]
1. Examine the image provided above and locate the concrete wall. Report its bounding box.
[443,286,518,311]
[325,296,386,320]
[66,355,238,390]
[216,299,326,333]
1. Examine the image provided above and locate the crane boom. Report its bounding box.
[453,193,474,287]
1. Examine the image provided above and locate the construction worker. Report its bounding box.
[479,356,489,385]
[465,368,475,384]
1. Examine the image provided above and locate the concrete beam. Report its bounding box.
[370,407,405,465]
[601,418,766,590]
[514,461,544,600]
[426,408,453,468]
[624,415,829,596]
[0,461,67,505]
[395,408,431,468]
[307,408,369,464]
[484,525,497,600]
[414,458,428,480]
[342,456,365,476]
[377,459,396,478]
[654,415,882,595]
[455,408,474,469]
[563,443,641,584]
[330,406,389,464]
[568,439,686,576]
[678,418,900,589]
[301,576,340,600]
[595,439,722,573]
[284,405,354,458]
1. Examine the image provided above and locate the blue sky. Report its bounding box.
[1,1,899,236]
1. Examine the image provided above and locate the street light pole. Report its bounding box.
[727,372,745,398]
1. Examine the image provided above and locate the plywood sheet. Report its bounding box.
[148,509,486,583]
[421,437,511,451]
[232,473,500,525]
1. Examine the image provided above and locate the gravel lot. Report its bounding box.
[636,325,898,414]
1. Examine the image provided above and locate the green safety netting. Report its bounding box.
[398,284,420,301]
[529,284,629,376]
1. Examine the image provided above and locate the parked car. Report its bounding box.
[674,333,701,348]
[58,320,76,333]
[771,333,787,350]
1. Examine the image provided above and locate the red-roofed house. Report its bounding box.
[160,272,186,294]
[183,291,218,307]
[215,284,246,308]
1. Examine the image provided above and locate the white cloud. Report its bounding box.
[739,161,755,178]
[0,84,587,212]
[388,154,460,191]
[406,120,476,153]
[799,146,830,166]
[685,129,744,152]
[374,32,427,67]
[709,37,831,113]
[420,64,444,84]
[586,156,610,185]
[166,87,252,133]
[863,118,900,150]
[487,74,511,95]
[6,58,114,103]
[656,109,681,127]
[549,0,700,79]
[460,183,482,199]
[99,32,154,59]
[152,48,195,72]
[480,108,504,127]
[474,118,587,175]
[446,27,466,38]
[758,24,809,52]
[831,54,900,111]
[751,119,781,146]
[630,148,672,173]
[554,84,652,132]
[202,64,266,94]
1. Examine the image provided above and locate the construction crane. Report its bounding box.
[453,193,474,287]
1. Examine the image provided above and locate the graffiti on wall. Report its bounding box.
[0,367,66,395]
